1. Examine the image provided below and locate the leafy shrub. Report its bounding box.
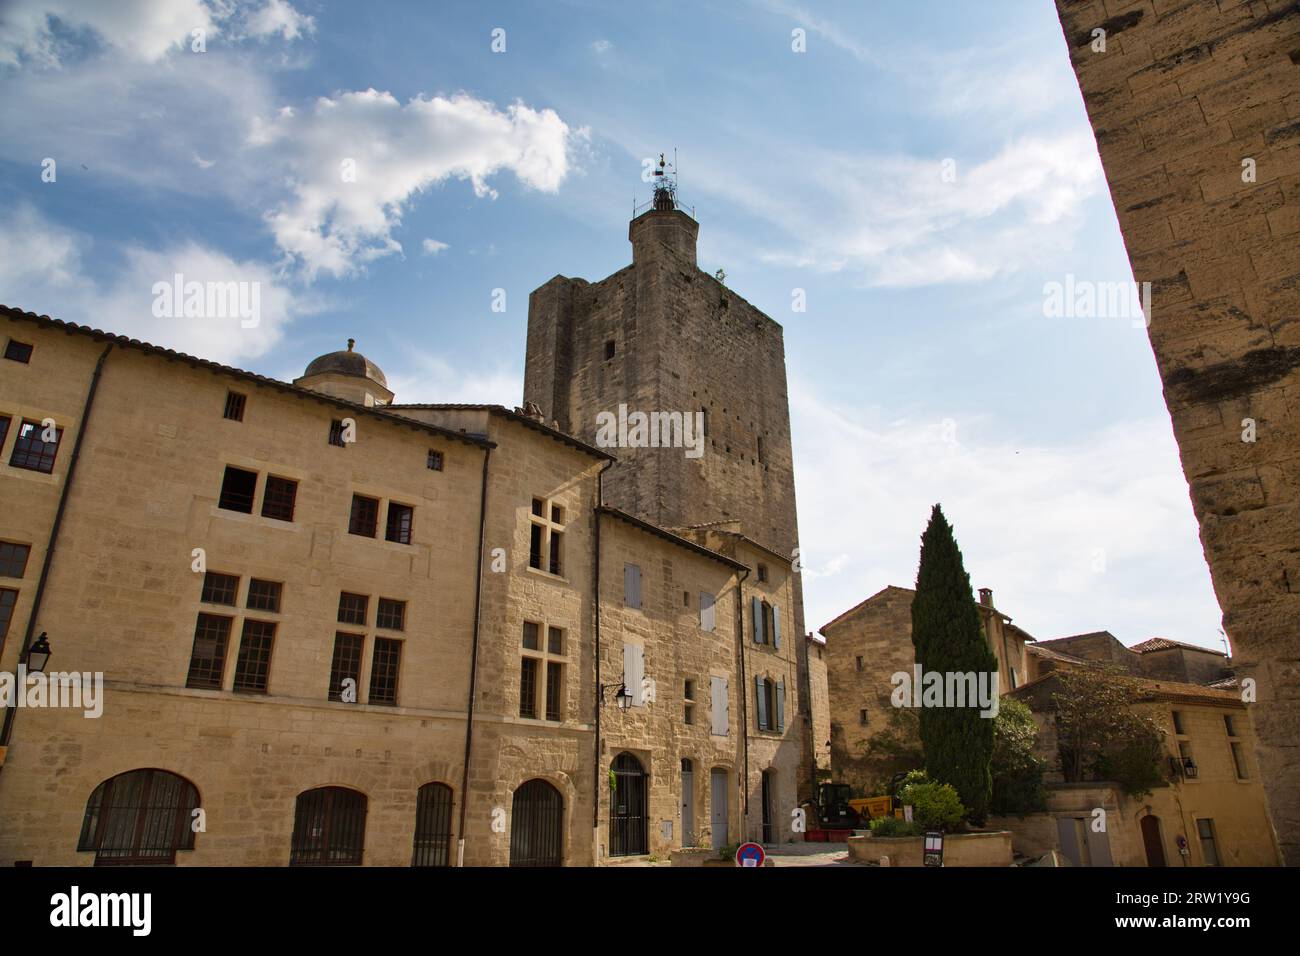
[869,816,921,837]
[897,779,966,831]
[991,697,1049,815]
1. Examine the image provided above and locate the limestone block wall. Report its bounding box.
[1053,0,1300,863]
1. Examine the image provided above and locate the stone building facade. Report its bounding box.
[1002,672,1282,866]
[821,584,1031,795]
[1053,0,1300,864]
[0,201,807,867]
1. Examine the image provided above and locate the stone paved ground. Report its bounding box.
[765,841,864,867]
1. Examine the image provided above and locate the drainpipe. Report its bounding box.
[0,343,113,762]
[735,567,751,822]
[591,460,612,865]
[456,444,492,866]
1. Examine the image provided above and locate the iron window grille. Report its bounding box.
[290,787,367,866]
[337,591,368,626]
[246,579,283,613]
[232,620,275,692]
[376,597,405,631]
[261,476,298,522]
[368,638,401,705]
[186,613,232,689]
[426,449,443,471]
[77,769,199,866]
[200,571,239,605]
[329,633,364,702]
[412,783,454,867]
[223,391,246,422]
[4,340,33,363]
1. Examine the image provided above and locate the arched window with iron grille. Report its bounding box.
[509,778,563,867]
[290,786,367,866]
[77,768,200,866]
[411,782,454,867]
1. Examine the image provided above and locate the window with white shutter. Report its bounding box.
[699,592,715,632]
[623,644,645,707]
[710,675,728,736]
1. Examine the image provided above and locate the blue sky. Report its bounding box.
[0,0,1226,650]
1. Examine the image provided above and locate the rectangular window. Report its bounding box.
[860,708,869,726]
[9,419,62,473]
[348,494,379,537]
[522,621,540,650]
[0,587,18,645]
[545,661,562,721]
[261,476,298,522]
[200,571,239,606]
[4,340,33,363]
[0,416,9,450]
[376,598,405,631]
[1230,742,1249,780]
[223,391,246,422]
[531,498,544,517]
[218,466,257,513]
[246,579,283,613]
[368,638,401,706]
[519,657,538,719]
[230,621,274,692]
[684,703,694,725]
[329,633,364,702]
[185,613,232,689]
[856,656,863,671]
[1196,818,1220,866]
[548,529,563,575]
[426,449,443,471]
[337,591,368,626]
[1223,715,1237,737]
[529,524,543,569]
[547,625,563,654]
[0,541,31,578]
[1172,711,1185,735]
[684,679,695,701]
[385,503,414,544]
[757,563,768,583]
[624,564,642,609]
[329,419,347,447]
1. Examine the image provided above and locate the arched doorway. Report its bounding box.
[1141,815,1166,867]
[412,782,454,867]
[510,779,563,867]
[610,752,648,856]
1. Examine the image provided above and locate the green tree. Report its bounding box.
[1051,667,1167,797]
[910,504,998,824]
[990,697,1048,815]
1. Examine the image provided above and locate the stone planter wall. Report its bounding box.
[847,830,1013,867]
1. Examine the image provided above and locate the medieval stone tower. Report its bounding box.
[523,166,808,725]
[524,173,802,567]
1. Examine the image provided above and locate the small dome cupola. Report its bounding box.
[293,338,394,407]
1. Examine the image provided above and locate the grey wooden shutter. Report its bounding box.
[772,605,781,649]
[776,679,786,731]
[625,563,641,608]
[711,676,729,736]
[699,592,715,632]
[755,676,768,730]
[751,596,763,643]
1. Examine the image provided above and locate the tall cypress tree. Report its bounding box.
[910,504,997,824]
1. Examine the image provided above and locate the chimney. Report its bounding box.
[978,588,993,607]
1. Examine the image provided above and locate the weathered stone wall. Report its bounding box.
[823,586,918,795]
[805,637,832,778]
[1053,0,1300,862]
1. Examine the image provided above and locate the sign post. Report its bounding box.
[735,842,766,868]
[923,830,944,867]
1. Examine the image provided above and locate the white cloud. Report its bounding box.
[254,90,575,278]
[244,0,314,41]
[0,0,216,66]
[0,204,304,366]
[383,349,522,406]
[590,39,612,54]
[697,130,1103,286]
[792,379,1224,650]
[421,238,449,256]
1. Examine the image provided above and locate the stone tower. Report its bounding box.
[524,179,801,566]
[1052,1,1300,862]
